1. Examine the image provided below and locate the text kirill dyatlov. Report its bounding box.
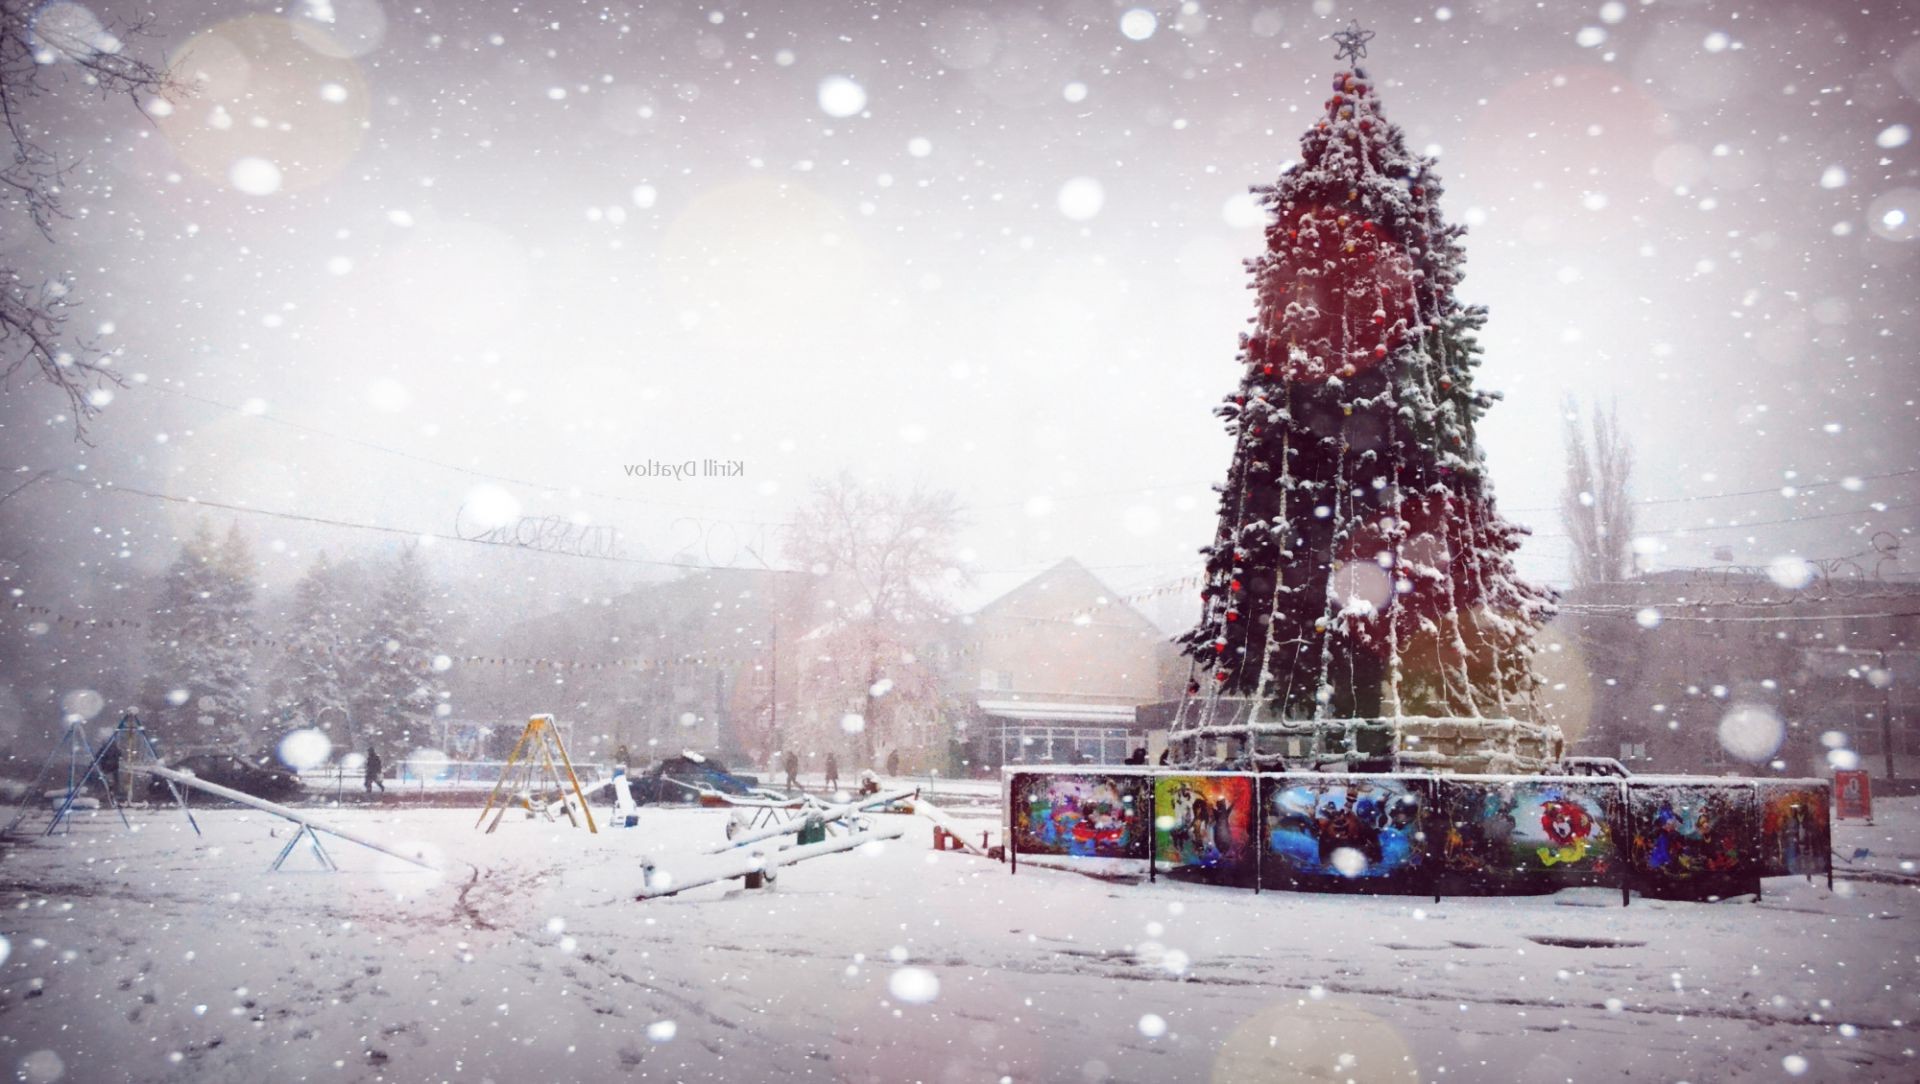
[622,458,745,480]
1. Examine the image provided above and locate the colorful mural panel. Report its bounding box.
[1261,776,1426,886]
[1756,781,1831,877]
[1152,775,1256,879]
[1628,782,1756,890]
[1010,773,1149,859]
[1434,779,1623,889]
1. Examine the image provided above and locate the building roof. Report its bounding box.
[970,557,1162,636]
[975,699,1140,725]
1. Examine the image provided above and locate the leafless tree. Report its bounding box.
[1560,398,1636,588]
[2,2,174,439]
[785,474,966,765]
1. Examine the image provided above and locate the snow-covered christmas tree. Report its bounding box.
[1172,28,1561,774]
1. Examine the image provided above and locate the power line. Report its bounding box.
[140,382,790,524]
[1524,500,1915,541]
[971,467,1920,517]
[1557,606,1920,624]
[51,474,803,575]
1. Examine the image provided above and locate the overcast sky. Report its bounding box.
[3,0,1917,625]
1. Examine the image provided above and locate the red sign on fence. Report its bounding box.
[1834,770,1873,821]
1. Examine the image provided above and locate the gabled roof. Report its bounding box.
[971,557,1162,636]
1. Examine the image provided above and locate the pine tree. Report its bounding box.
[144,522,260,751]
[268,552,354,739]
[1175,42,1557,771]
[352,547,448,750]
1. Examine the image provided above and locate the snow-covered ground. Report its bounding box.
[0,795,1913,1082]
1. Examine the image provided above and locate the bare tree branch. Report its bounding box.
[1,1,180,440]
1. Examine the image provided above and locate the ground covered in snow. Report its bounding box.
[0,794,1914,1083]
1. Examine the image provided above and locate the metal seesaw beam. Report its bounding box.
[134,764,435,872]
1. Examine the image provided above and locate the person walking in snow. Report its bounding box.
[364,746,386,794]
[783,750,800,791]
[98,738,122,799]
[824,752,840,790]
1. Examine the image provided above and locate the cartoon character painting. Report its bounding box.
[1436,780,1618,887]
[1154,776,1254,875]
[1013,774,1147,859]
[1757,782,1831,877]
[1632,786,1751,881]
[1264,778,1424,882]
[1536,795,1595,866]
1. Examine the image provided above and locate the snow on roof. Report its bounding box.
[976,700,1139,724]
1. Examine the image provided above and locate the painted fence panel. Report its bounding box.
[1004,767,1812,902]
[1152,774,1258,884]
[1756,780,1832,878]
[1009,772,1150,859]
[1627,779,1759,898]
[1259,774,1428,891]
[1431,777,1625,893]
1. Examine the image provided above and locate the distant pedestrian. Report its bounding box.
[783,750,800,791]
[886,750,900,777]
[364,747,386,794]
[99,739,121,797]
[1158,748,1170,766]
[1125,747,1147,766]
[824,753,840,790]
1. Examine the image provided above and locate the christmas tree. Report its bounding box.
[1173,27,1560,774]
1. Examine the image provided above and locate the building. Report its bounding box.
[462,566,807,770]
[951,558,1184,773]
[1551,566,1919,785]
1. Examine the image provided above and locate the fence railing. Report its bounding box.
[298,759,616,797]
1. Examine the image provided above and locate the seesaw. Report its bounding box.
[136,763,436,873]
[637,822,908,900]
[702,786,918,855]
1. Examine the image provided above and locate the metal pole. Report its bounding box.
[1880,649,1897,782]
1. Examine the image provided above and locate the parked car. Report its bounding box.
[1560,756,1633,778]
[628,752,772,805]
[169,751,304,803]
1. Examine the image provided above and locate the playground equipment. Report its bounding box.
[638,823,908,900]
[475,714,597,834]
[903,795,990,857]
[548,766,641,827]
[4,713,199,838]
[634,786,919,900]
[135,762,437,873]
[703,786,917,855]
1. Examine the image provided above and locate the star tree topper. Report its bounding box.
[1330,19,1375,64]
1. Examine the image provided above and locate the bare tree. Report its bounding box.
[785,474,966,766]
[2,2,173,438]
[1560,398,1636,588]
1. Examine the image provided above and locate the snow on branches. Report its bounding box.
[1179,65,1556,742]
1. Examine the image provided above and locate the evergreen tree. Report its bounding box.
[144,522,260,750]
[1177,44,1553,752]
[268,552,354,739]
[352,547,448,749]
